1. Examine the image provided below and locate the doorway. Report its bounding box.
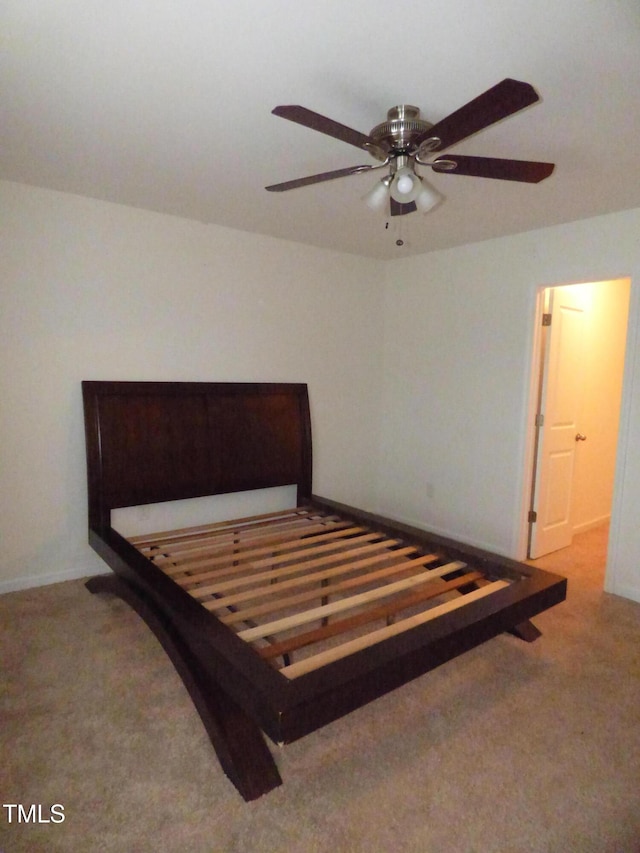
[526,278,631,567]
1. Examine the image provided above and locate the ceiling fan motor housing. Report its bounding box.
[369,105,434,154]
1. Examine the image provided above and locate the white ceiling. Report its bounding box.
[2,0,640,260]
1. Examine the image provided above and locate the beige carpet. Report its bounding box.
[1,525,639,853]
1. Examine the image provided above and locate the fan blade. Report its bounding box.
[266,164,376,192]
[272,105,378,153]
[417,79,540,150]
[433,155,554,183]
[390,198,417,216]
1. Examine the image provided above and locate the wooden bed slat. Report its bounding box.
[154,519,348,571]
[215,552,440,624]
[174,529,379,584]
[128,506,315,546]
[144,514,340,559]
[160,524,365,577]
[198,545,421,612]
[237,560,468,641]
[237,532,385,571]
[187,537,409,600]
[135,515,342,557]
[278,580,510,679]
[257,570,485,661]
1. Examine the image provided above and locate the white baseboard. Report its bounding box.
[0,564,107,596]
[572,514,611,536]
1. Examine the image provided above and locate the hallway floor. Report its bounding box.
[526,522,609,590]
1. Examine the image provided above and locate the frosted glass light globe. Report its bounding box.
[363,179,390,211]
[415,182,443,212]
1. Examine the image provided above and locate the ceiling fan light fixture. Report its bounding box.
[363,175,392,211]
[415,179,442,213]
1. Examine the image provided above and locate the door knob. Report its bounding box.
[575,433,587,442]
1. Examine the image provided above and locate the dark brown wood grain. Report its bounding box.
[82,381,312,528]
[82,380,566,800]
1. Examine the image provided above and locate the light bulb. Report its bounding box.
[396,174,414,195]
[390,167,421,203]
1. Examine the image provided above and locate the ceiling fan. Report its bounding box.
[266,78,554,217]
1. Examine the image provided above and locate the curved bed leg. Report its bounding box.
[86,574,282,801]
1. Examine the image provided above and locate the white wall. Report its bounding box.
[0,181,384,592]
[3,179,640,605]
[378,208,640,603]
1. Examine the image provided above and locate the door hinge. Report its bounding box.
[535,413,545,427]
[528,510,538,523]
[542,313,552,326]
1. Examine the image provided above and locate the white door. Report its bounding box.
[529,286,587,558]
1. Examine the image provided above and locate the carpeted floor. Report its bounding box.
[525,522,611,589]
[1,525,639,852]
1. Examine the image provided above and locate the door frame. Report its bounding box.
[518,277,633,588]
[520,285,550,559]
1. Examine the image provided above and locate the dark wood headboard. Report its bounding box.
[82,381,312,530]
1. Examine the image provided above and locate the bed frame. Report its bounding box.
[82,380,566,800]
